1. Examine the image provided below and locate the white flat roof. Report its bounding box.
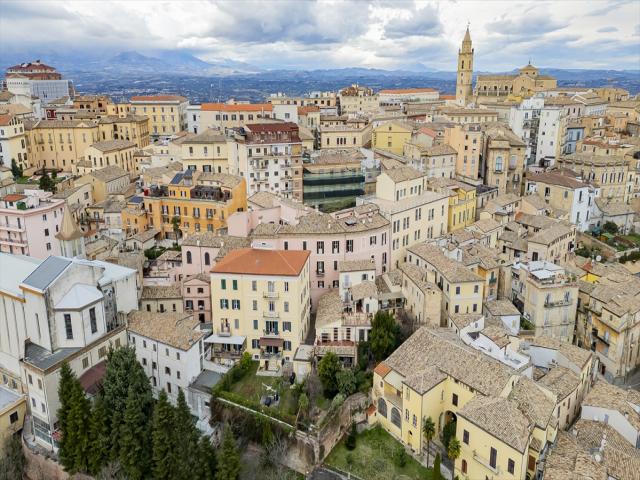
[205,334,246,345]
[0,253,42,299]
[55,284,103,310]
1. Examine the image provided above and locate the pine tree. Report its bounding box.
[152,391,178,480]
[432,453,442,480]
[57,363,83,473]
[10,159,22,179]
[69,383,92,473]
[196,435,217,480]
[119,384,153,480]
[216,427,240,480]
[88,395,110,474]
[174,388,200,479]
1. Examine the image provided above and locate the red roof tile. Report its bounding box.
[211,248,309,276]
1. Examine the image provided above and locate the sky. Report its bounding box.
[1,0,639,71]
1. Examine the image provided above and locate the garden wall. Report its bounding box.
[577,232,617,259]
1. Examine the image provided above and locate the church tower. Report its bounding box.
[456,26,474,106]
[56,203,86,259]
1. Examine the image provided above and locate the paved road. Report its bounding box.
[307,468,345,480]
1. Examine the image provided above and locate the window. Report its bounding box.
[64,314,73,340]
[284,341,292,351]
[167,383,172,394]
[284,282,289,292]
[232,280,238,290]
[489,447,497,469]
[89,307,97,334]
[82,357,89,369]
[390,407,401,428]
[461,459,467,474]
[165,366,171,375]
[463,429,469,444]
[508,459,515,474]
[474,285,479,294]
[332,240,339,254]
[9,411,18,424]
[284,301,289,312]
[283,321,291,331]
[316,241,324,254]
[346,239,353,252]
[252,280,257,291]
[378,398,387,418]
[231,299,240,310]
[452,393,458,406]
[252,300,258,311]
[204,252,210,265]
[455,286,461,295]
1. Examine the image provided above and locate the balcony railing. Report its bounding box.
[260,350,282,360]
[316,270,325,277]
[262,329,280,337]
[544,298,572,308]
[263,311,279,319]
[263,291,278,299]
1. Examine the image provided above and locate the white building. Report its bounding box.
[536,104,563,167]
[127,311,207,405]
[508,96,544,165]
[6,77,73,105]
[187,104,201,134]
[0,253,138,448]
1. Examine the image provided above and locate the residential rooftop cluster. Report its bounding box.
[0,25,639,480]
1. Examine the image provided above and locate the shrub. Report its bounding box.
[336,368,357,396]
[331,393,345,409]
[345,422,357,451]
[392,445,407,468]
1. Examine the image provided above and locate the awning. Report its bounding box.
[260,337,284,348]
[205,334,246,346]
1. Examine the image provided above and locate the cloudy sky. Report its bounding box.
[1,0,639,71]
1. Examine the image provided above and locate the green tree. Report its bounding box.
[297,393,309,419]
[423,416,436,468]
[216,426,241,480]
[175,389,201,479]
[603,221,618,234]
[336,368,357,396]
[102,347,151,459]
[441,420,456,451]
[369,311,400,361]
[0,435,25,480]
[195,435,216,480]
[88,395,110,474]
[119,384,153,480]
[57,362,91,474]
[433,453,443,480]
[39,171,56,193]
[447,436,461,462]
[152,391,178,480]
[317,352,341,395]
[10,159,22,179]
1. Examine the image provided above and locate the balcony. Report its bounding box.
[592,328,610,345]
[263,311,279,319]
[262,329,280,338]
[316,270,325,277]
[259,350,282,360]
[0,222,25,232]
[263,291,279,299]
[488,277,497,285]
[544,298,572,308]
[0,236,28,248]
[217,326,231,336]
[384,391,403,409]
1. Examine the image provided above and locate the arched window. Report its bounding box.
[391,407,401,428]
[377,398,387,418]
[204,252,210,266]
[186,251,192,264]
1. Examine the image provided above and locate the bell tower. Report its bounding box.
[456,25,474,106]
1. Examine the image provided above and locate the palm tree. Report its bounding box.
[423,416,436,467]
[447,436,461,465]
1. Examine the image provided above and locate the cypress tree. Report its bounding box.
[152,391,178,480]
[216,427,241,480]
[69,383,92,473]
[174,388,199,479]
[57,363,81,472]
[119,384,153,480]
[88,395,110,474]
[195,435,216,480]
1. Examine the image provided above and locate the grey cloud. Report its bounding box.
[383,5,443,38]
[585,0,633,17]
[597,26,618,33]
[487,13,568,40]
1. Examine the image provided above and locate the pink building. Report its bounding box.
[180,232,250,278]
[0,190,64,258]
[182,273,211,323]
[228,193,391,309]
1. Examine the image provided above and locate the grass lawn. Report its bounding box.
[229,362,299,418]
[326,426,432,480]
[622,234,640,246]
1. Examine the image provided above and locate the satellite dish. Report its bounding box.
[596,255,602,262]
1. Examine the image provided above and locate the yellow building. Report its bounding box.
[180,128,231,174]
[372,121,414,155]
[79,139,138,175]
[72,95,111,117]
[0,385,26,454]
[426,178,476,231]
[199,103,276,130]
[406,242,484,323]
[444,123,484,183]
[319,122,372,150]
[434,106,498,125]
[475,64,557,98]
[130,95,189,138]
[481,124,526,196]
[404,143,457,179]
[127,170,247,239]
[75,165,130,203]
[371,328,565,480]
[97,114,150,148]
[210,248,311,372]
[0,113,29,171]
[106,101,132,117]
[24,119,99,172]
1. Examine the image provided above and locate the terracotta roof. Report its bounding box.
[0,113,15,126]
[201,103,272,112]
[373,362,392,377]
[527,171,590,190]
[211,248,309,276]
[127,311,204,351]
[2,193,26,202]
[130,95,187,102]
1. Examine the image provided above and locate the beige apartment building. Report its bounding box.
[209,248,311,372]
[79,140,138,175]
[24,119,99,172]
[97,114,150,148]
[179,128,230,174]
[444,123,483,183]
[403,143,457,179]
[199,103,275,130]
[319,122,372,150]
[130,95,189,138]
[338,84,379,116]
[557,152,633,203]
[513,261,578,343]
[363,166,449,267]
[435,107,498,124]
[0,113,28,171]
[482,123,526,196]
